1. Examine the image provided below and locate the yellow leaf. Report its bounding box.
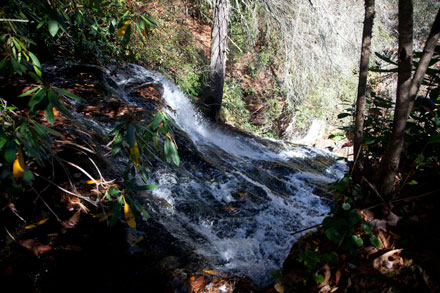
[36,218,49,225]
[203,270,220,276]
[84,179,101,184]
[93,212,113,223]
[12,149,25,182]
[24,217,49,229]
[117,21,130,38]
[129,141,140,167]
[123,197,136,228]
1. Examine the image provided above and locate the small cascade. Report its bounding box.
[104,64,346,287]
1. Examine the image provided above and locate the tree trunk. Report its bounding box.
[378,0,413,197]
[408,9,440,112]
[353,0,375,180]
[206,0,230,122]
[378,6,440,198]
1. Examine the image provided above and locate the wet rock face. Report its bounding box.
[40,62,344,289]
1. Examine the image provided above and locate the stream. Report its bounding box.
[106,64,345,287]
[47,63,345,287]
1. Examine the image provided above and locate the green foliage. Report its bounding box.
[0,100,59,193]
[297,249,338,283]
[105,111,180,226]
[0,0,180,230]
[323,176,380,253]
[339,45,440,189]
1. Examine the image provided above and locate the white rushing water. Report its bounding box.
[109,64,345,287]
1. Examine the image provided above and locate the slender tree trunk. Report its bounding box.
[353,0,375,180]
[207,0,230,122]
[378,0,413,197]
[379,6,440,197]
[408,9,440,112]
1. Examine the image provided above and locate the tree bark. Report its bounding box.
[206,0,230,122]
[378,0,413,197]
[353,0,375,180]
[379,6,440,197]
[407,9,440,112]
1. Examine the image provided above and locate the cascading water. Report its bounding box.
[106,64,345,287]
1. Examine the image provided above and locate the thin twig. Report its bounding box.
[4,227,16,241]
[61,159,100,185]
[392,189,440,204]
[54,139,96,154]
[31,186,62,222]
[227,35,243,53]
[361,176,386,203]
[0,18,29,23]
[291,223,321,235]
[34,173,98,206]
[349,145,362,177]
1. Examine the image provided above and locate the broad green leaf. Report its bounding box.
[44,106,55,125]
[151,112,163,130]
[38,123,64,137]
[30,120,51,142]
[127,123,136,147]
[48,19,59,37]
[108,186,122,196]
[4,140,17,163]
[164,139,173,164]
[54,87,83,101]
[375,52,398,66]
[153,134,159,151]
[30,93,48,115]
[407,180,418,185]
[18,86,40,97]
[121,23,132,47]
[108,123,125,136]
[131,199,150,219]
[141,14,157,28]
[11,57,26,75]
[348,211,362,225]
[139,18,145,30]
[139,165,149,183]
[342,202,351,210]
[109,196,123,227]
[170,141,180,166]
[313,274,325,283]
[352,235,364,247]
[337,113,351,119]
[325,227,342,244]
[33,65,42,78]
[28,52,40,67]
[37,20,45,30]
[0,134,7,150]
[370,235,381,248]
[112,133,123,155]
[0,57,8,71]
[28,88,47,113]
[23,169,34,185]
[131,184,158,192]
[362,222,372,234]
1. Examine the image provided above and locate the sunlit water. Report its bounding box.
[106,64,345,287]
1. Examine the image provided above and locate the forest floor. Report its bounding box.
[276,192,440,292]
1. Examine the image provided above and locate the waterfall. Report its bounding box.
[106,64,345,287]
